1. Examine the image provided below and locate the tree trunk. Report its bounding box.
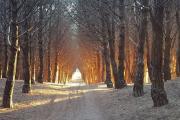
[96,51,101,82]
[29,36,36,84]
[176,8,180,76]
[163,5,172,81]
[133,0,148,97]
[22,8,31,93]
[47,31,52,83]
[101,55,105,82]
[103,42,113,88]
[53,51,58,83]
[100,8,113,87]
[2,0,8,78]
[2,27,8,78]
[2,0,19,108]
[150,0,168,107]
[58,66,61,83]
[37,4,44,83]
[30,40,36,84]
[0,38,2,78]
[118,0,126,88]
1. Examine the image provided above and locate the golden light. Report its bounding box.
[72,68,82,80]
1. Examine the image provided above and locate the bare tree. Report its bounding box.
[118,0,127,88]
[2,0,20,108]
[133,0,148,97]
[150,0,169,107]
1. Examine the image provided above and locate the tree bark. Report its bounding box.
[163,5,172,81]
[150,0,168,107]
[37,4,44,83]
[2,0,19,108]
[53,50,58,83]
[2,0,8,78]
[133,0,148,97]
[47,29,52,83]
[29,36,36,84]
[103,42,113,88]
[101,55,105,82]
[118,0,126,88]
[2,27,8,78]
[22,6,31,93]
[176,7,180,77]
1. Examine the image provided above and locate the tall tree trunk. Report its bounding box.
[2,27,8,78]
[150,0,168,107]
[105,0,121,89]
[0,36,2,78]
[37,4,44,83]
[176,7,180,77]
[47,30,52,83]
[163,5,172,81]
[101,55,105,82]
[118,0,126,88]
[53,50,58,83]
[96,51,101,82]
[103,42,113,88]
[2,0,8,78]
[133,0,148,97]
[15,52,20,80]
[2,0,19,108]
[22,7,31,93]
[47,8,53,83]
[30,36,36,84]
[100,8,113,87]
[58,65,61,83]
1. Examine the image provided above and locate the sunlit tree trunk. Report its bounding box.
[118,0,126,88]
[53,47,58,83]
[37,3,44,83]
[96,51,101,82]
[133,0,148,97]
[2,0,19,108]
[101,54,105,82]
[58,65,61,83]
[150,0,168,107]
[163,5,172,81]
[176,5,180,77]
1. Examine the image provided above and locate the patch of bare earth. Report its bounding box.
[0,78,180,120]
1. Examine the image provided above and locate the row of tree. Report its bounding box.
[72,0,180,107]
[0,0,179,108]
[0,0,74,108]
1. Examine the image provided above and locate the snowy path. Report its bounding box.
[62,82,106,120]
[1,79,180,120]
[65,84,105,120]
[30,82,106,120]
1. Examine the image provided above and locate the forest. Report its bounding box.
[0,0,180,120]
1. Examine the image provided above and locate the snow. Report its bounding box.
[0,78,180,120]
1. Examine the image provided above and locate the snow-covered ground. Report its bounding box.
[0,79,180,120]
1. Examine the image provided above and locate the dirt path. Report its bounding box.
[1,79,180,120]
[25,82,106,120]
[28,82,106,120]
[62,82,106,120]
